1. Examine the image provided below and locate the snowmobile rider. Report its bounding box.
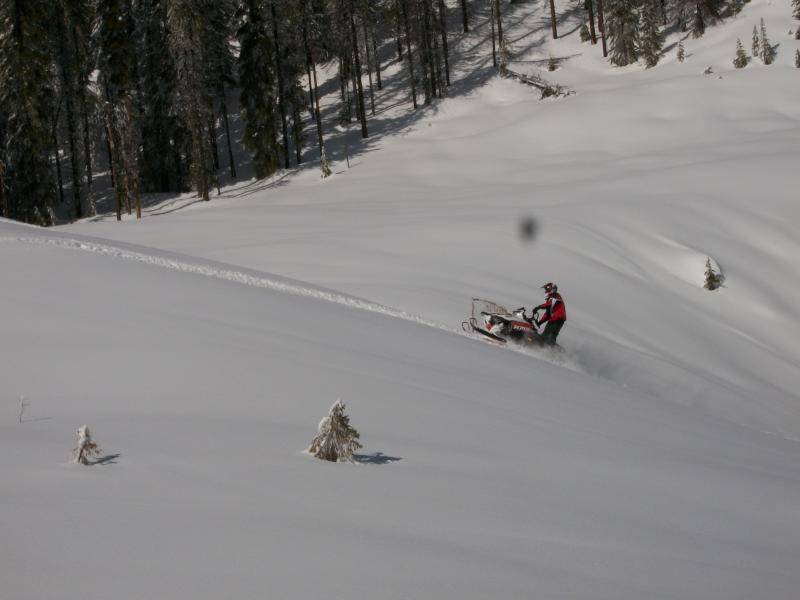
[533,282,566,345]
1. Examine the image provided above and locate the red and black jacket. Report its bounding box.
[536,292,566,324]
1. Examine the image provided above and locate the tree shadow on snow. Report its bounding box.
[353,452,402,465]
[91,453,120,466]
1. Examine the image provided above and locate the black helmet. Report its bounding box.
[542,282,557,296]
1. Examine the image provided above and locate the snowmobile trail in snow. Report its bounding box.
[1,230,584,374]
[1,232,449,332]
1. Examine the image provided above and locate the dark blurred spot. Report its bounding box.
[519,216,538,242]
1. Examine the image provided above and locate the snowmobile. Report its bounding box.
[462,298,545,346]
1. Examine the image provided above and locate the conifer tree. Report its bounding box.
[99,0,140,219]
[751,24,760,56]
[301,0,332,178]
[0,0,56,225]
[677,40,685,62]
[639,0,664,68]
[65,0,97,218]
[793,0,800,21]
[606,0,640,66]
[704,258,723,290]
[796,48,800,67]
[730,0,744,17]
[73,425,102,465]
[237,0,281,179]
[168,0,217,200]
[733,38,748,68]
[137,0,185,193]
[759,18,774,64]
[690,0,723,38]
[308,400,362,462]
[54,1,89,220]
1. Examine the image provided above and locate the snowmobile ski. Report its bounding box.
[462,317,507,344]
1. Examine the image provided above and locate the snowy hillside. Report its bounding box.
[4,0,800,598]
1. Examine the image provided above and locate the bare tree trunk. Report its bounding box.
[52,106,65,207]
[549,0,558,39]
[209,114,220,173]
[587,0,597,44]
[421,0,437,102]
[105,129,115,190]
[293,105,303,164]
[363,22,376,115]
[307,29,329,177]
[56,15,83,219]
[597,0,608,57]
[395,0,404,60]
[271,1,290,168]
[0,160,6,218]
[372,27,382,89]
[437,0,451,86]
[494,0,504,49]
[460,0,469,32]
[80,97,95,216]
[220,86,236,178]
[431,16,444,98]
[104,116,121,221]
[489,0,497,68]
[125,100,141,219]
[349,7,368,137]
[400,0,418,109]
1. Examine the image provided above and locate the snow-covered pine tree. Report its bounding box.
[580,23,592,41]
[308,400,363,462]
[677,40,686,61]
[730,0,744,17]
[759,18,775,64]
[639,0,664,68]
[793,0,800,21]
[733,38,748,67]
[704,258,723,290]
[73,425,102,465]
[237,0,281,179]
[751,25,760,56]
[0,0,56,225]
[796,48,800,67]
[606,0,640,66]
[548,54,558,70]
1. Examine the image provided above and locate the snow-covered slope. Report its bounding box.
[3,218,800,600]
[5,1,800,598]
